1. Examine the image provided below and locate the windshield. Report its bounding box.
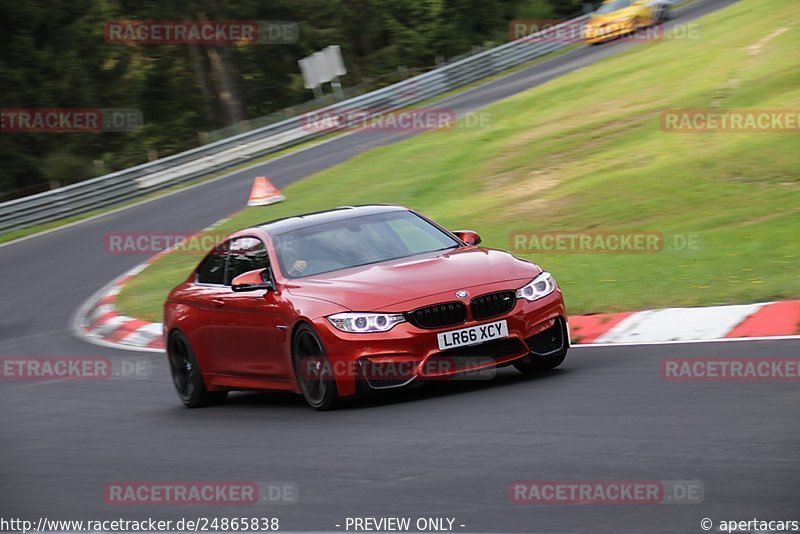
[595,0,633,14]
[272,210,461,278]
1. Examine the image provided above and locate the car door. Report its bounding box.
[212,236,292,380]
[184,240,233,377]
[633,0,655,26]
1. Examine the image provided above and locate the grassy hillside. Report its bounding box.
[118,0,800,322]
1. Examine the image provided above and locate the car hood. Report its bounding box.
[285,246,541,311]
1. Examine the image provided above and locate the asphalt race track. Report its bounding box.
[3,0,798,532]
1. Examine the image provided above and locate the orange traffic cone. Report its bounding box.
[247,176,285,206]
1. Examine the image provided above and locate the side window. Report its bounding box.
[225,237,269,285]
[195,241,229,285]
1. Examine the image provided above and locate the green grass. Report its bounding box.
[118,0,800,323]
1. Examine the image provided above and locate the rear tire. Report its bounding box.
[292,324,341,411]
[167,330,227,408]
[513,349,567,374]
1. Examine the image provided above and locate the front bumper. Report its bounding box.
[310,290,568,396]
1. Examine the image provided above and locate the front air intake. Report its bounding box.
[406,302,467,329]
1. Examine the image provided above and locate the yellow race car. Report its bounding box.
[583,0,671,44]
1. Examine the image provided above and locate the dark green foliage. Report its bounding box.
[0,0,588,198]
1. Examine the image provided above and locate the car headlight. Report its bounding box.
[516,272,557,302]
[327,312,406,333]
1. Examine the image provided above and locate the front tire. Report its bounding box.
[513,349,567,374]
[167,330,227,408]
[292,324,341,411]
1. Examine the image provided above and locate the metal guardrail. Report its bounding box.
[0,16,589,233]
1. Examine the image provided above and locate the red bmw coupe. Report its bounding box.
[164,205,569,410]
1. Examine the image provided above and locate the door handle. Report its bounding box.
[211,299,225,308]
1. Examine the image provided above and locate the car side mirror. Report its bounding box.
[453,230,482,246]
[231,269,275,292]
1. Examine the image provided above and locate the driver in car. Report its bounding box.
[289,259,308,276]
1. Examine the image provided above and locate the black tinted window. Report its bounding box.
[195,242,228,285]
[272,211,459,278]
[596,0,633,14]
[225,237,269,285]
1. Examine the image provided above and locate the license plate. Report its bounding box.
[437,320,509,351]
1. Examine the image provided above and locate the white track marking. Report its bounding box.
[88,315,133,337]
[574,334,800,348]
[119,323,163,347]
[595,303,765,344]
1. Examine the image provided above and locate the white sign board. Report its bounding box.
[299,45,347,89]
